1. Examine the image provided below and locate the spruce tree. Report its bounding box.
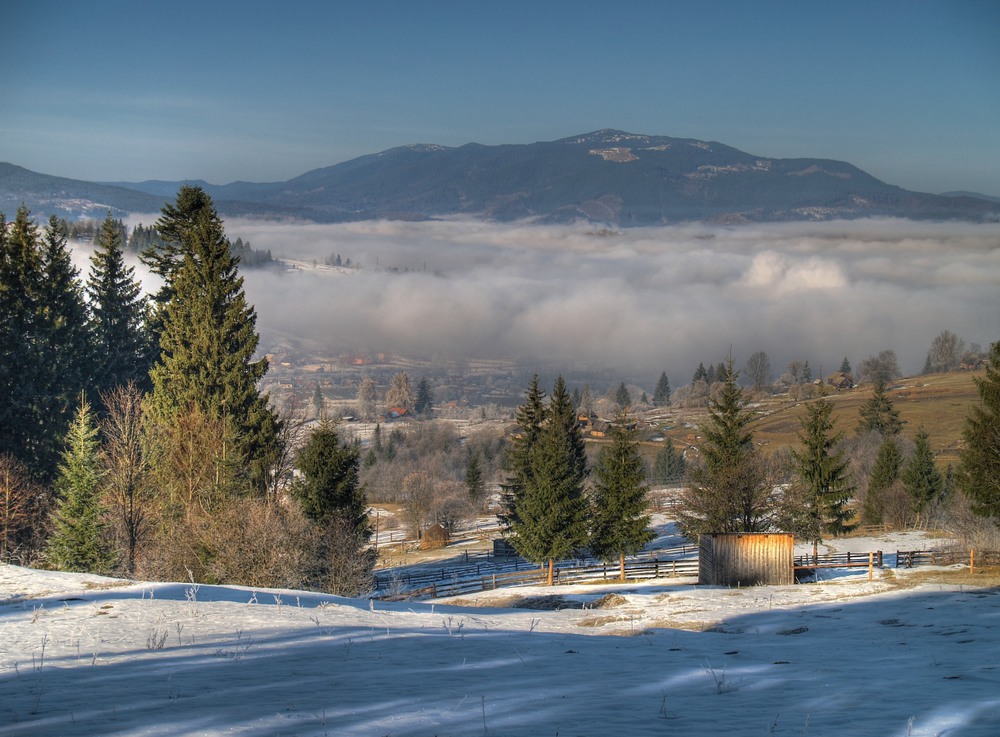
[857,380,902,436]
[0,207,74,480]
[590,414,653,580]
[679,357,775,535]
[88,213,153,398]
[901,426,943,525]
[465,450,485,505]
[512,377,588,585]
[413,376,434,416]
[144,185,217,344]
[39,215,93,408]
[957,340,1000,519]
[692,363,707,384]
[653,372,671,406]
[46,396,114,573]
[840,356,852,374]
[34,216,94,473]
[0,209,42,474]
[862,436,902,525]
[148,192,280,496]
[292,420,368,538]
[652,439,686,485]
[499,375,546,531]
[615,381,632,409]
[788,397,855,556]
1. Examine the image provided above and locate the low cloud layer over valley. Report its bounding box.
[130,216,1000,383]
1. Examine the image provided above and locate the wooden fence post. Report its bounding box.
[970,548,975,574]
[868,551,873,582]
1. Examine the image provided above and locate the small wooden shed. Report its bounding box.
[698,533,794,586]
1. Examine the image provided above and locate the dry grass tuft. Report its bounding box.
[592,592,628,609]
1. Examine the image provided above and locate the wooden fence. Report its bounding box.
[895,549,1000,570]
[375,547,1000,601]
[375,555,700,600]
[795,551,885,568]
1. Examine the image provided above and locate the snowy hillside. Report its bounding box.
[3,536,999,737]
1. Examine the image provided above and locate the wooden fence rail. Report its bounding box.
[373,543,695,594]
[794,551,885,568]
[896,549,1000,569]
[377,547,1000,601]
[377,556,700,600]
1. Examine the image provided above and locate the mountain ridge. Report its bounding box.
[3,130,997,225]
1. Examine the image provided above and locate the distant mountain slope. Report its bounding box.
[0,162,165,220]
[940,190,1000,204]
[4,131,998,225]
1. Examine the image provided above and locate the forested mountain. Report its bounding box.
[0,163,164,220]
[4,131,998,225]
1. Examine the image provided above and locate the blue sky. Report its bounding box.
[2,0,998,195]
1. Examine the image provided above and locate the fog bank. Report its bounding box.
[224,218,998,383]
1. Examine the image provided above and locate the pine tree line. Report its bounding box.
[1,190,373,594]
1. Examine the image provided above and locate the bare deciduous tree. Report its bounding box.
[385,372,413,412]
[356,376,378,421]
[100,384,153,575]
[926,330,966,373]
[401,471,436,538]
[858,349,901,385]
[266,395,308,504]
[0,453,44,563]
[745,351,771,392]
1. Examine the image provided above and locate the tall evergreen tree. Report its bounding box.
[40,215,93,404]
[465,450,486,506]
[679,357,776,535]
[653,372,671,406]
[46,396,114,573]
[857,380,902,436]
[788,397,855,556]
[692,363,707,384]
[0,207,84,480]
[499,375,546,531]
[35,216,94,468]
[901,426,944,526]
[0,209,41,474]
[512,376,588,585]
[956,340,1000,520]
[291,420,368,539]
[88,213,153,398]
[652,439,686,485]
[840,356,852,374]
[413,376,434,416]
[590,414,653,580]
[615,381,632,409]
[144,185,217,343]
[862,436,902,525]
[148,192,280,496]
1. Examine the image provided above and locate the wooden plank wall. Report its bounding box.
[699,533,794,586]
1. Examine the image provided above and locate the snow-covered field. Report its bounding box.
[2,533,999,736]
